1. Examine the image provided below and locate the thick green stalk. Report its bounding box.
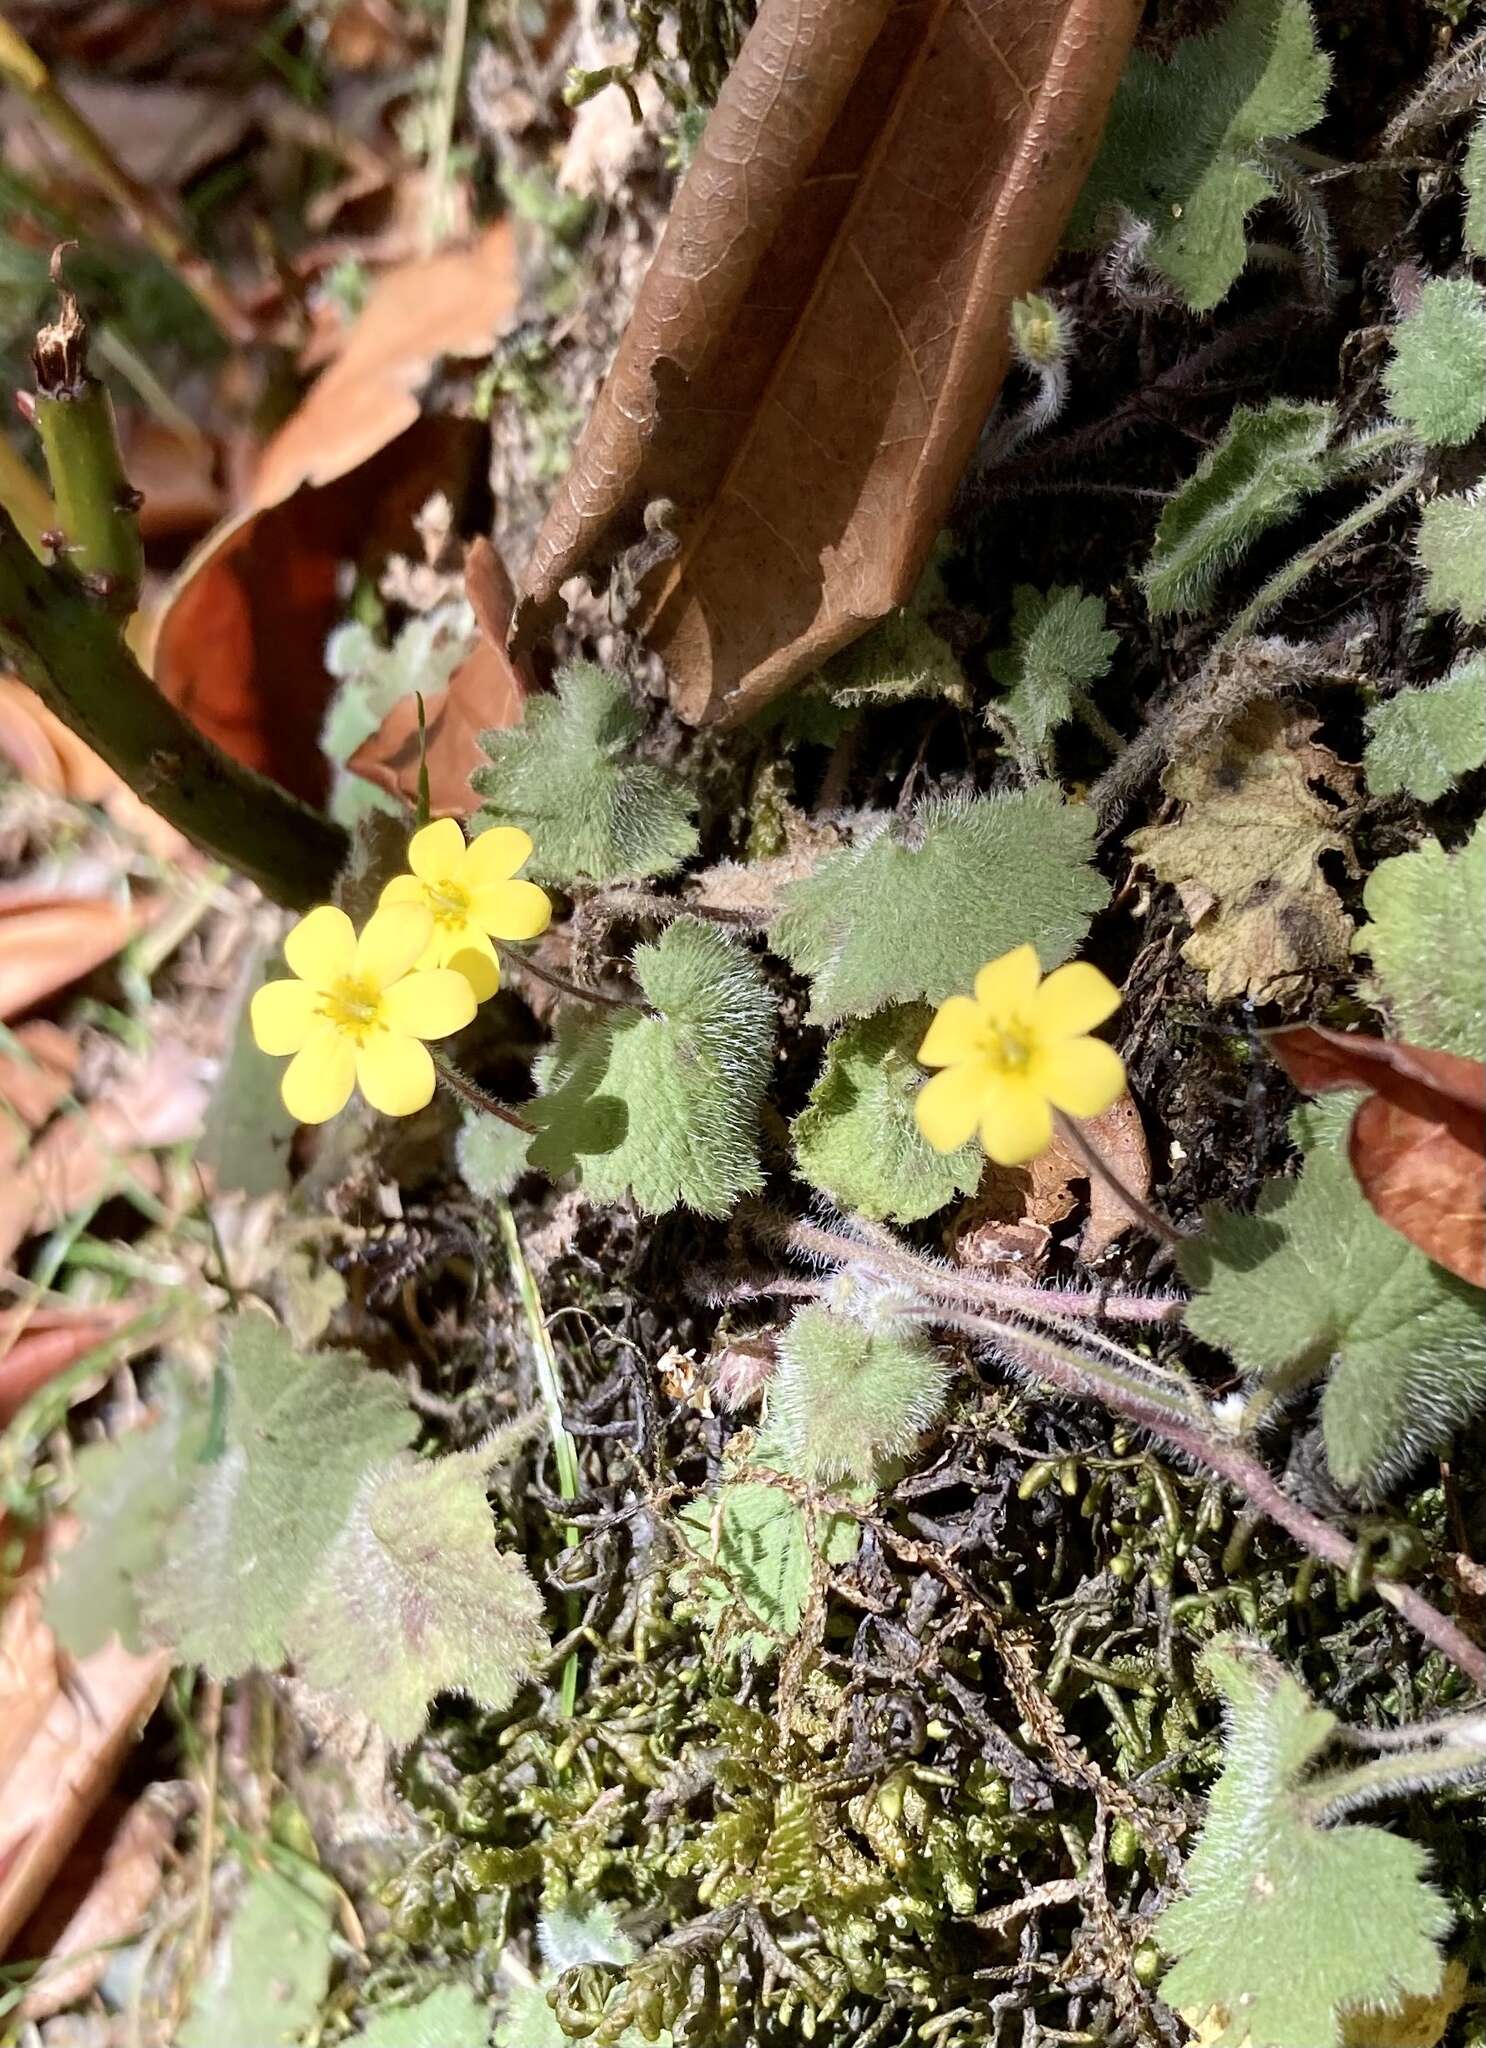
[31,277,143,610]
[0,503,346,906]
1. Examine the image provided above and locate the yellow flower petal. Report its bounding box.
[1033,1036,1126,1118]
[283,904,355,991]
[978,1077,1053,1166]
[446,939,501,1002]
[281,1022,356,1124]
[916,994,985,1068]
[356,1033,436,1117]
[408,817,466,884]
[1031,961,1121,1041]
[464,825,534,888]
[974,944,1041,1022]
[250,977,319,1056]
[382,967,477,1040]
[379,873,426,909]
[471,877,551,942]
[914,1065,983,1152]
[354,902,434,990]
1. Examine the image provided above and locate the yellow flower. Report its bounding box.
[250,902,476,1124]
[914,943,1125,1166]
[380,818,551,1001]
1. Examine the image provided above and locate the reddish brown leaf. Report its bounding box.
[0,1306,137,1424]
[349,536,533,816]
[1268,1024,1486,1289]
[0,1020,77,1162]
[0,897,141,1023]
[0,1545,169,1956]
[0,675,189,858]
[516,0,1141,726]
[150,227,519,803]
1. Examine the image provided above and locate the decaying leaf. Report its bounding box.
[0,677,185,858]
[516,0,1142,725]
[0,894,143,1023]
[151,228,518,803]
[349,537,534,817]
[1268,1024,1485,1288]
[0,1304,137,1424]
[1129,703,1356,1004]
[0,1019,76,1166]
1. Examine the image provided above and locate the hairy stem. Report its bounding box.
[1222,465,1422,645]
[430,1049,535,1131]
[505,946,644,1011]
[0,19,252,346]
[0,505,347,905]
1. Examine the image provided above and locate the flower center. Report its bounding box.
[425,878,471,930]
[981,1021,1032,1072]
[319,973,385,1043]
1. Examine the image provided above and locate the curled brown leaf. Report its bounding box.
[517,0,1141,726]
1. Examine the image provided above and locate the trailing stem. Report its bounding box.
[430,1051,535,1132]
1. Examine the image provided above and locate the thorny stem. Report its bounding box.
[505,946,645,1011]
[0,431,53,555]
[1053,1111,1183,1250]
[430,1050,535,1131]
[0,19,253,346]
[1221,464,1423,645]
[31,258,144,612]
[0,504,348,906]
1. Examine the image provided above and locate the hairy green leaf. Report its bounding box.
[287,1445,548,1744]
[45,1365,209,1658]
[819,609,969,709]
[770,790,1107,1027]
[758,1304,949,1486]
[1354,820,1485,1057]
[1183,1146,1486,1496]
[146,1316,416,1676]
[1068,0,1331,311]
[457,1109,533,1199]
[1364,659,1486,801]
[180,1864,336,2048]
[529,919,774,1215]
[987,585,1118,765]
[1383,277,1486,447]
[1159,1641,1449,2048]
[1416,489,1486,624]
[793,1006,980,1223]
[473,661,698,885]
[353,1988,490,2047]
[676,1478,858,1659]
[1141,401,1334,617]
[1465,114,1486,259]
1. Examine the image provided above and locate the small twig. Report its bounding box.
[0,18,252,345]
[424,0,471,255]
[1053,1111,1183,1250]
[496,1201,582,1716]
[430,1050,535,1131]
[505,946,644,1011]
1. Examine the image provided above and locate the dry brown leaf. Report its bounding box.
[0,676,189,859]
[0,1019,77,1162]
[0,1038,211,1266]
[952,1097,1151,1273]
[516,0,1141,726]
[0,897,141,1023]
[1269,1024,1485,1288]
[18,1784,185,2021]
[150,226,518,803]
[119,413,226,543]
[0,1548,170,1955]
[1129,705,1358,1005]
[0,1306,138,1424]
[349,536,533,816]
